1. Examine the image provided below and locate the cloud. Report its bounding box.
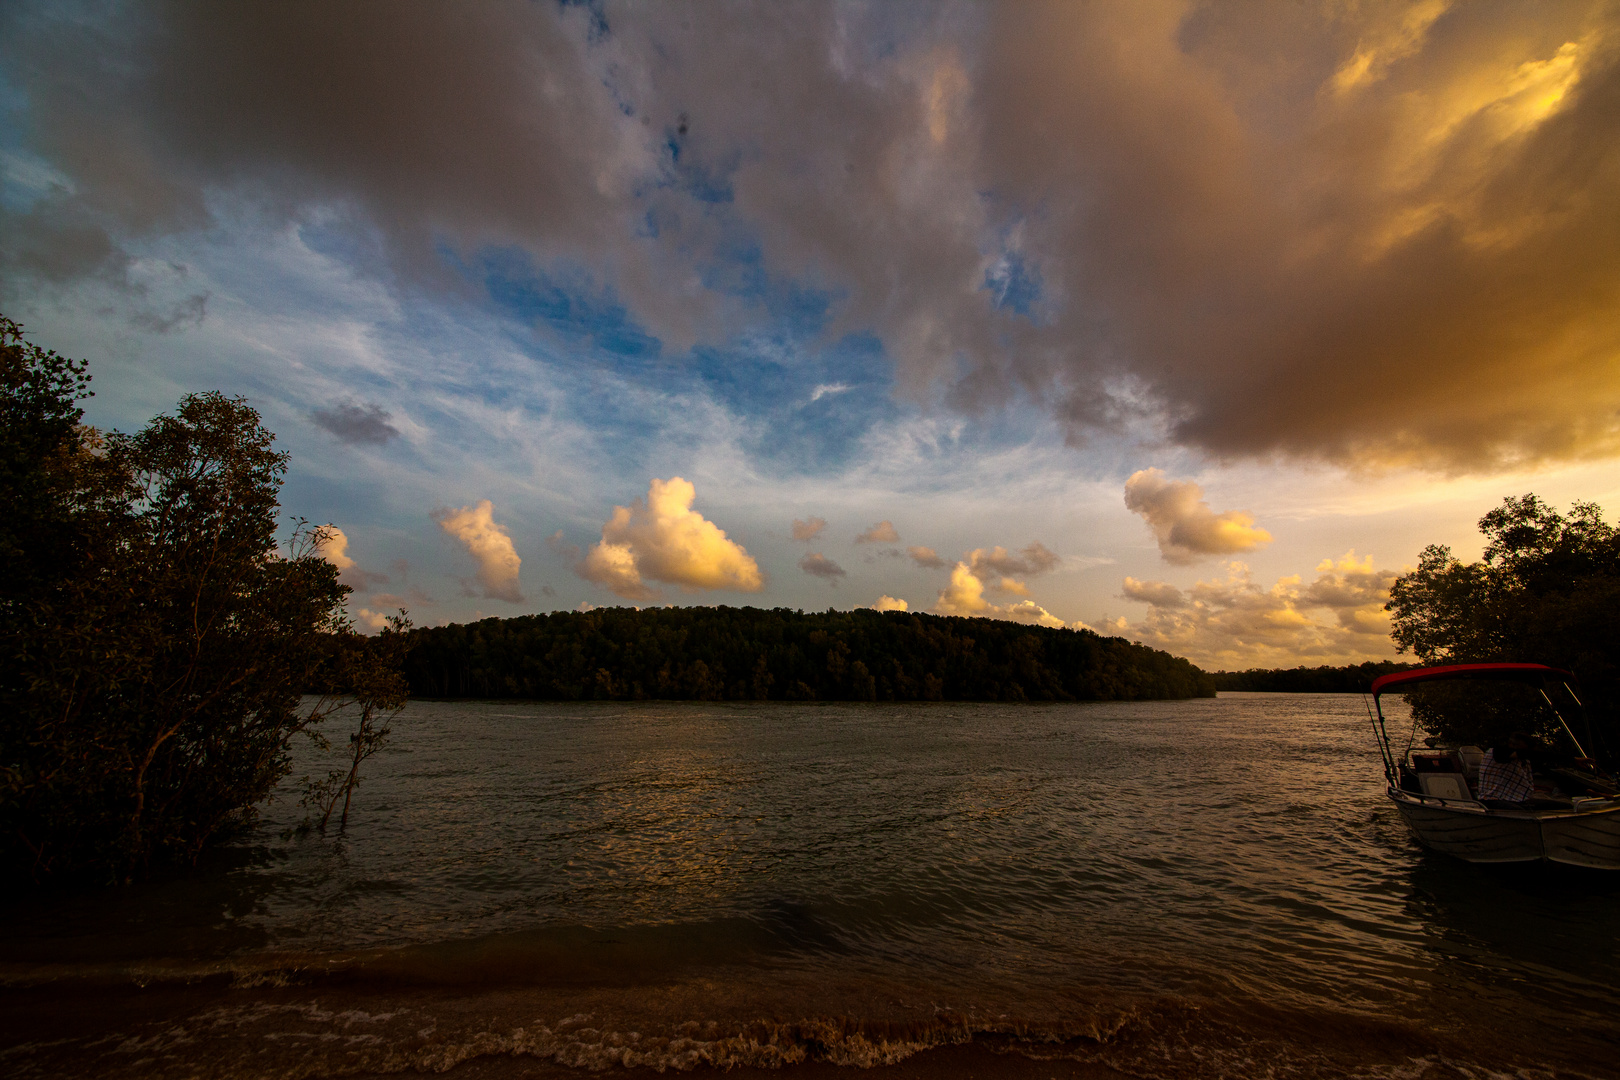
[577,477,764,601]
[546,529,581,561]
[1124,469,1271,565]
[354,608,390,633]
[314,526,355,572]
[1302,551,1402,636]
[798,552,846,581]
[791,516,828,542]
[1120,577,1187,609]
[1119,553,1403,667]
[907,545,947,569]
[855,520,901,543]
[933,561,1075,630]
[965,541,1060,577]
[872,594,909,612]
[809,383,850,402]
[313,524,389,592]
[9,3,1620,470]
[312,401,400,446]
[433,499,524,603]
[929,541,1066,599]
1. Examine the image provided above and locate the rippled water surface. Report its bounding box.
[5,694,1619,1078]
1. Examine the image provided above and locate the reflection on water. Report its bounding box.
[3,695,1617,1077]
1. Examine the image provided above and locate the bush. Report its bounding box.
[0,317,400,882]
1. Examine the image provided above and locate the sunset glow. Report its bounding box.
[3,0,1615,666]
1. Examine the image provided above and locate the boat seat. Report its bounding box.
[1456,745,1484,781]
[1418,772,1479,803]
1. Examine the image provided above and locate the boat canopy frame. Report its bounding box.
[1366,663,1590,786]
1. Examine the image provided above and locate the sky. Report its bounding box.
[2,0,1617,670]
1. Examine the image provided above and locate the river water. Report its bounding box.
[3,694,1618,1079]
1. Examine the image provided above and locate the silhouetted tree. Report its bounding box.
[1387,495,1620,760]
[0,317,406,881]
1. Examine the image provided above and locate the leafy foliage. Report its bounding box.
[1386,495,1620,759]
[404,606,1215,703]
[302,612,412,834]
[0,317,405,882]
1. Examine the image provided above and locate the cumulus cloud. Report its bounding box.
[8,3,1619,469]
[311,401,400,446]
[907,545,947,569]
[966,542,1060,578]
[577,477,764,601]
[354,608,390,633]
[1120,577,1187,609]
[933,561,1076,630]
[799,552,846,581]
[1119,552,1403,667]
[872,594,909,612]
[313,524,389,592]
[791,517,828,542]
[1302,551,1402,636]
[855,520,901,543]
[1124,469,1271,565]
[433,500,524,604]
[314,526,355,572]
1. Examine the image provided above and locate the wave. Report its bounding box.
[2,967,1584,1080]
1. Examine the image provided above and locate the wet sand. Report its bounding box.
[377,1042,1134,1080]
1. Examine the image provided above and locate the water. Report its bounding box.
[4,694,1618,1079]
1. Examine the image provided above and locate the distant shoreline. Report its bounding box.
[402,606,1215,702]
[1210,660,1414,694]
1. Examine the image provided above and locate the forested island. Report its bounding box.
[1211,662,1414,693]
[403,606,1215,702]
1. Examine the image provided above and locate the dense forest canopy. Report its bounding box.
[1211,662,1414,694]
[1387,495,1620,761]
[403,606,1215,703]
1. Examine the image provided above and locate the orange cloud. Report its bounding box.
[1124,470,1271,565]
[1119,552,1403,667]
[933,561,1079,630]
[855,520,901,543]
[791,516,828,541]
[433,500,524,604]
[578,477,764,601]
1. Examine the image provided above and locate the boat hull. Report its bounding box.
[1389,790,1620,869]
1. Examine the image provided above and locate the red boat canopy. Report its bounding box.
[1371,662,1576,699]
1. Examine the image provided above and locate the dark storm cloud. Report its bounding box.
[3,0,1617,472]
[312,402,400,446]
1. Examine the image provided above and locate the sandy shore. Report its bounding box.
[352,1042,1133,1080]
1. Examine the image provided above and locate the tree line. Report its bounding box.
[1210,661,1414,693]
[402,606,1216,703]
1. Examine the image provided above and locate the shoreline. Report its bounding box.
[347,1041,1135,1080]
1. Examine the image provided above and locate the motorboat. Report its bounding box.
[1370,663,1620,869]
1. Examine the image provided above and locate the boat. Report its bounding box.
[1369,663,1620,869]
